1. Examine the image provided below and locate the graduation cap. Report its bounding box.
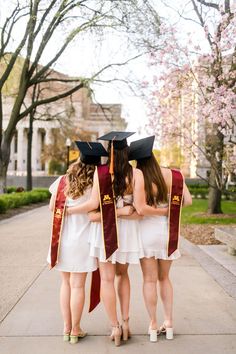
[75,141,108,165]
[97,131,135,174]
[129,136,155,161]
[97,131,135,150]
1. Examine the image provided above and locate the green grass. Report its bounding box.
[181,199,236,225]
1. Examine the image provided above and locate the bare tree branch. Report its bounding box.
[195,0,219,10]
[191,0,213,47]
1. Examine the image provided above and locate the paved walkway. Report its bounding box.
[0,206,236,354]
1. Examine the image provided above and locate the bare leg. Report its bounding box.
[115,263,130,321]
[140,257,158,329]
[60,272,71,334]
[99,261,119,326]
[158,260,173,328]
[70,272,87,335]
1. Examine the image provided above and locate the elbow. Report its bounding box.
[88,200,99,213]
[88,214,94,222]
[183,197,192,207]
[88,214,96,222]
[136,206,145,215]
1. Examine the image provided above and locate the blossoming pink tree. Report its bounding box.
[147,0,236,214]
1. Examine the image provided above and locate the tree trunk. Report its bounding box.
[0,160,7,194]
[26,112,33,191]
[207,127,224,214]
[0,138,11,194]
[208,174,222,214]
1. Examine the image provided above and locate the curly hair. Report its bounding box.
[108,143,133,198]
[64,159,95,199]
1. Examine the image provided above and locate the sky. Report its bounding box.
[51,0,209,139]
[0,0,214,142]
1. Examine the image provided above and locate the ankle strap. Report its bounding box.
[111,323,120,328]
[122,318,129,322]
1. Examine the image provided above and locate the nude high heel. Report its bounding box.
[122,318,131,341]
[110,324,122,346]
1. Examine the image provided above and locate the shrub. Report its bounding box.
[188,185,236,201]
[7,186,17,194]
[0,190,50,214]
[16,187,25,192]
[0,199,7,213]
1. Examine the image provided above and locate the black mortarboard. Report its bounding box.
[129,136,155,160]
[75,141,108,165]
[97,131,135,150]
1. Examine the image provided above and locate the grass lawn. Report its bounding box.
[182,199,236,225]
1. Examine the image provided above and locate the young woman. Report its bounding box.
[67,131,168,346]
[47,142,107,344]
[133,136,192,342]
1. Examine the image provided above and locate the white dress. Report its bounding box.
[47,176,97,273]
[139,200,181,260]
[89,194,144,264]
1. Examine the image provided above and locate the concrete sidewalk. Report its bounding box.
[0,206,236,354]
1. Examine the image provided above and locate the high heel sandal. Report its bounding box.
[158,323,173,340]
[148,326,158,342]
[70,330,87,344]
[63,333,70,342]
[110,324,122,346]
[122,318,131,341]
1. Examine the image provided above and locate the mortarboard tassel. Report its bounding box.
[109,140,114,174]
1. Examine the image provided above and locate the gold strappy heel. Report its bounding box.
[110,324,122,346]
[122,318,131,341]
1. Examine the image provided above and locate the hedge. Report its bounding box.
[188,185,236,200]
[0,189,50,214]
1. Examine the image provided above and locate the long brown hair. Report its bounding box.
[136,153,168,205]
[65,159,95,199]
[108,144,133,198]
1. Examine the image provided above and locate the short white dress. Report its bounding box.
[89,194,144,264]
[47,176,97,273]
[139,201,181,260]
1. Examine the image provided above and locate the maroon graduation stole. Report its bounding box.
[89,268,101,313]
[97,164,118,259]
[50,175,67,268]
[89,165,118,313]
[167,169,184,257]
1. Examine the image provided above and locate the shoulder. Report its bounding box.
[160,166,171,177]
[160,167,172,188]
[49,175,64,194]
[133,167,143,178]
[132,168,144,185]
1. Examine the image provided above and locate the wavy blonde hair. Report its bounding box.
[65,159,95,199]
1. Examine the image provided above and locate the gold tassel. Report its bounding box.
[109,141,114,174]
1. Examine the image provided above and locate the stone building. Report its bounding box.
[3,67,126,176]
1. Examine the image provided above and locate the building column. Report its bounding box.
[17,127,24,173]
[45,129,51,173]
[32,128,38,173]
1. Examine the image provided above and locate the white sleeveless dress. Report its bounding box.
[139,200,181,260]
[89,194,144,264]
[47,176,97,273]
